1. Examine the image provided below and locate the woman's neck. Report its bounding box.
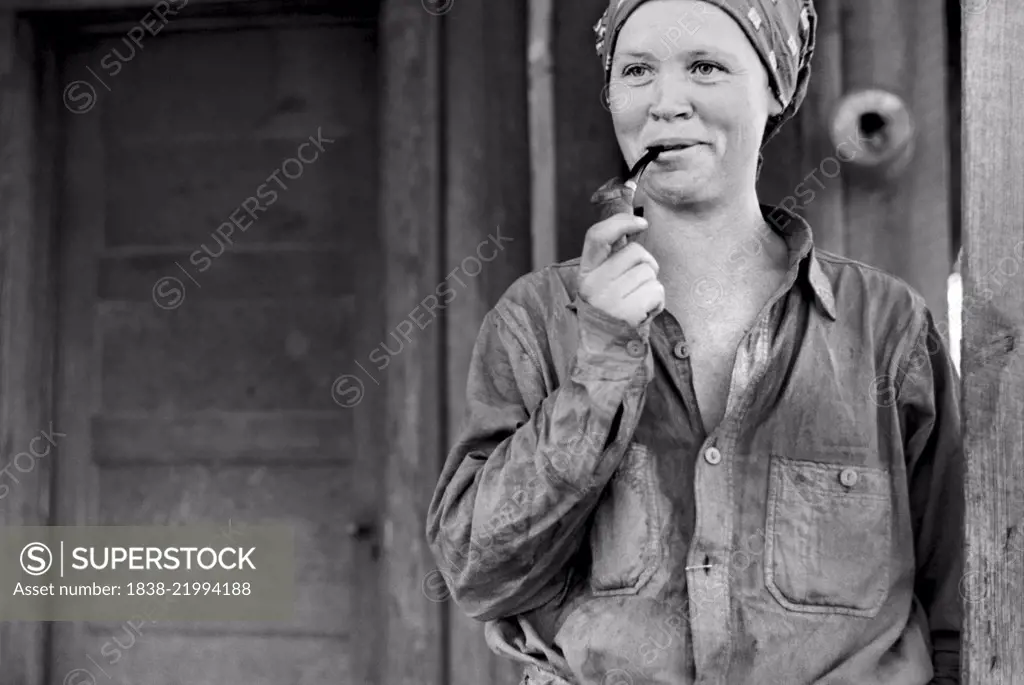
[638,194,790,300]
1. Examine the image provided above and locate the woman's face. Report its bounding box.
[609,0,783,207]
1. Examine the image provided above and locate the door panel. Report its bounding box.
[51,14,383,685]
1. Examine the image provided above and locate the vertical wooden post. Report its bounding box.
[444,1,532,684]
[529,0,556,271]
[962,2,1024,682]
[0,14,55,685]
[380,2,444,684]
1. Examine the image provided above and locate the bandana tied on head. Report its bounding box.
[593,0,817,149]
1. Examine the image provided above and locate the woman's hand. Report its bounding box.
[578,213,665,327]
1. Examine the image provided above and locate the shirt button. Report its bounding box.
[704,447,722,465]
[673,340,689,359]
[626,339,645,357]
[839,468,858,487]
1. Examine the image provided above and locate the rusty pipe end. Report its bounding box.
[829,88,915,177]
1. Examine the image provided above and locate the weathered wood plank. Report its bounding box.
[340,16,386,684]
[840,0,952,323]
[97,25,372,140]
[0,15,54,685]
[380,2,444,684]
[33,11,61,544]
[59,633,353,685]
[529,0,556,271]
[98,256,358,300]
[49,31,107,685]
[5,0,251,7]
[102,139,366,247]
[553,0,623,261]
[97,302,356,410]
[444,1,533,683]
[4,0,370,11]
[962,3,1024,683]
[27,2,378,44]
[947,0,963,263]
[91,413,354,464]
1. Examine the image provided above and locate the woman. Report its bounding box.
[425,1,963,683]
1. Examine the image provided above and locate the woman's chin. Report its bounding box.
[647,174,715,206]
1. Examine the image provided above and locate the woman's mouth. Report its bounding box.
[655,143,703,158]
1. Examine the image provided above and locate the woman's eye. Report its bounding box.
[692,61,725,77]
[622,63,652,79]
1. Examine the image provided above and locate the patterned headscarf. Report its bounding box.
[593,0,817,148]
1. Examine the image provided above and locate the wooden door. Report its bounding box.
[49,10,385,685]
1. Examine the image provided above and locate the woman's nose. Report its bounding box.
[649,75,695,121]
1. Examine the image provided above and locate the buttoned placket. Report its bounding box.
[672,275,804,685]
[649,310,735,683]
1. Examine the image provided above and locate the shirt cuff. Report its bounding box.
[567,295,652,381]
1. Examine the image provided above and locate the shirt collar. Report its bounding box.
[762,203,837,321]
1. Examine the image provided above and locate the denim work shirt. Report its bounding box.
[425,205,964,685]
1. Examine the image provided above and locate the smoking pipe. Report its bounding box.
[610,145,664,252]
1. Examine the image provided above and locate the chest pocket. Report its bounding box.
[764,455,892,617]
[587,442,662,595]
